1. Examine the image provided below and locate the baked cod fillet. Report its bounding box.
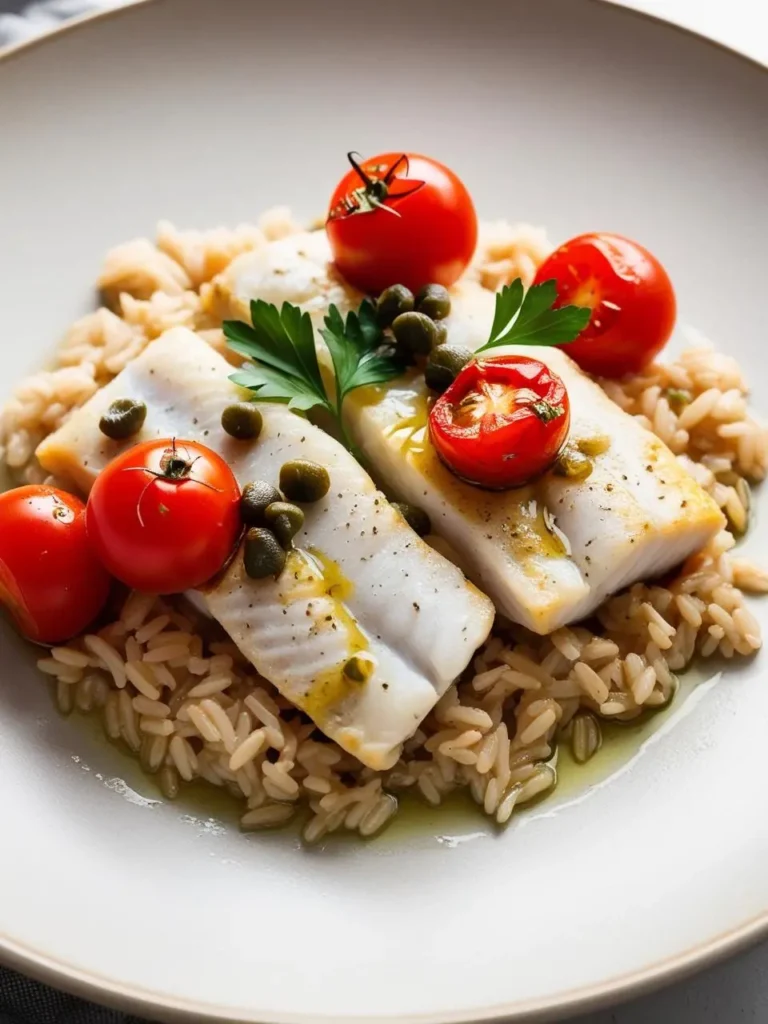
[215,231,725,633]
[37,329,494,769]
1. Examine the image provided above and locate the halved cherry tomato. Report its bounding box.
[429,355,570,490]
[326,151,477,295]
[534,232,676,378]
[86,439,241,594]
[0,485,111,644]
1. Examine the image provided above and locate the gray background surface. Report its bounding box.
[1,0,767,1021]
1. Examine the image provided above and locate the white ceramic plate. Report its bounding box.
[1,1,768,1021]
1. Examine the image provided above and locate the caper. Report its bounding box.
[221,402,263,441]
[554,445,593,480]
[392,311,439,357]
[343,653,376,684]
[98,398,147,440]
[576,434,611,458]
[376,284,414,327]
[415,283,451,321]
[432,320,448,347]
[424,344,473,394]
[279,459,330,503]
[240,480,282,526]
[264,501,305,548]
[392,501,431,537]
[243,527,286,579]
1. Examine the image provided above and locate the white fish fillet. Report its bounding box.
[217,231,725,633]
[37,329,494,769]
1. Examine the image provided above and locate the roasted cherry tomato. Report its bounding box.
[429,355,570,490]
[326,151,477,295]
[0,485,111,644]
[86,439,241,594]
[534,232,676,378]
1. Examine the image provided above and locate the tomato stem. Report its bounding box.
[335,151,423,221]
[347,151,373,187]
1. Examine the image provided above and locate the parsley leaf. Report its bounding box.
[476,278,592,353]
[224,300,329,414]
[320,301,405,403]
[223,298,405,452]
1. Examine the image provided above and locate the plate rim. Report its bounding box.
[1,1,767,1021]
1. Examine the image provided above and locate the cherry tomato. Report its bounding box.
[429,355,570,490]
[0,486,111,644]
[534,232,676,378]
[326,151,477,295]
[86,439,241,594]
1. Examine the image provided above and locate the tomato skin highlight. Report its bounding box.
[326,151,477,296]
[534,232,676,378]
[429,355,571,490]
[86,440,242,595]
[0,486,111,644]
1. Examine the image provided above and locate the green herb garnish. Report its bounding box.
[476,278,591,354]
[664,387,692,413]
[224,299,404,451]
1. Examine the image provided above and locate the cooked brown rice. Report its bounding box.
[1,209,765,843]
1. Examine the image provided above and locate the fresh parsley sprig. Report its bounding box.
[224,299,404,452]
[476,278,591,354]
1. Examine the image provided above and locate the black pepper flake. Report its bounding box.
[622,474,628,481]
[606,484,613,492]
[681,499,688,508]
[372,526,378,535]
[203,430,209,437]
[193,418,199,425]
[413,602,420,611]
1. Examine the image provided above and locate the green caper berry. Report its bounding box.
[343,653,376,684]
[240,480,282,526]
[98,398,147,440]
[221,402,263,441]
[392,311,439,357]
[554,445,593,480]
[415,283,451,321]
[243,528,286,579]
[392,502,431,537]
[575,434,611,458]
[279,460,330,503]
[376,284,414,327]
[424,344,473,394]
[264,501,305,548]
[432,320,449,347]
